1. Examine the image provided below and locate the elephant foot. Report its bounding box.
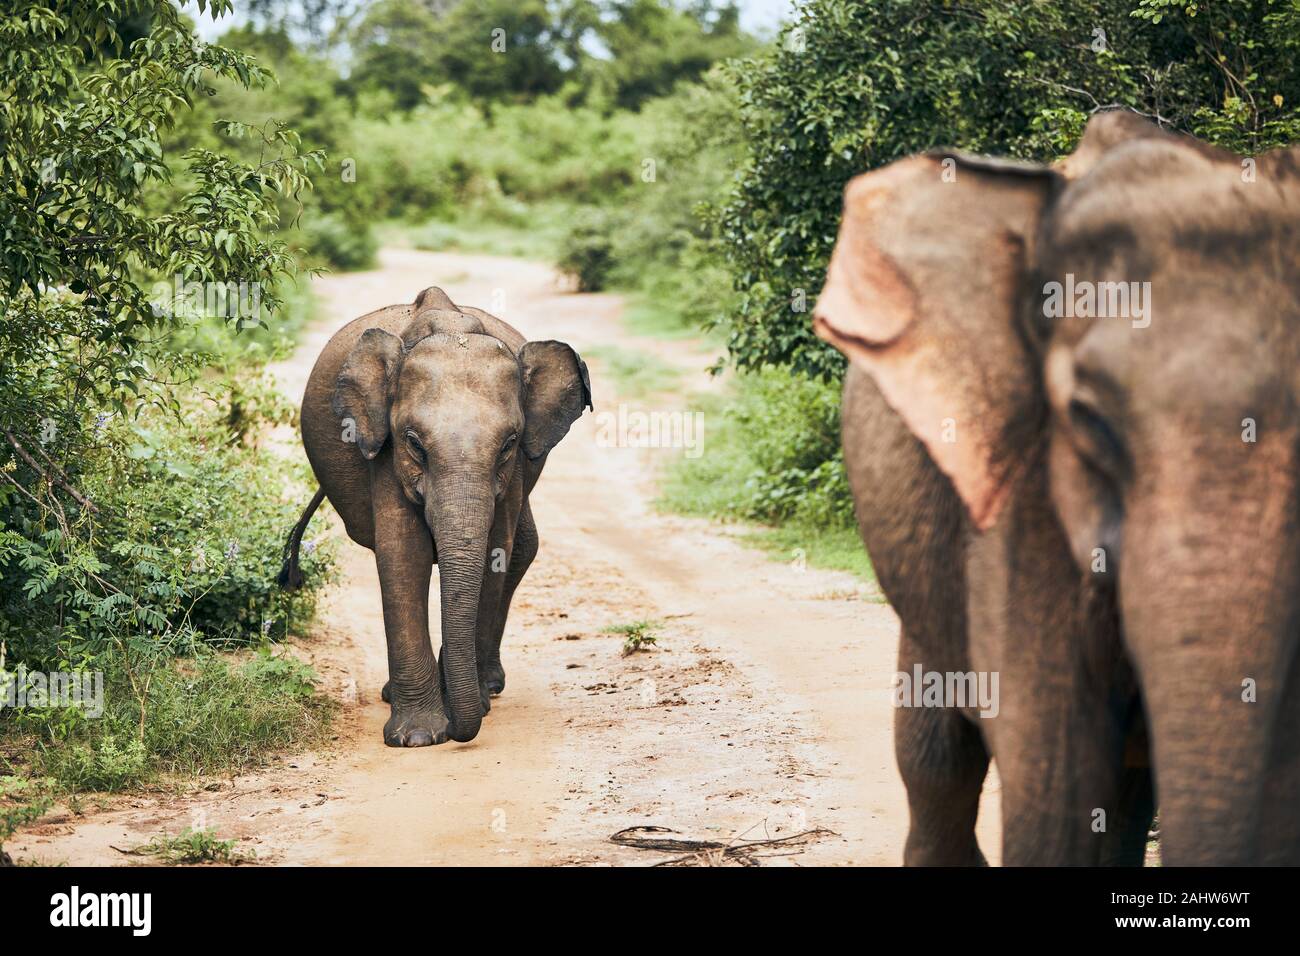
[903,836,987,867]
[480,660,506,697]
[479,681,493,715]
[383,704,449,748]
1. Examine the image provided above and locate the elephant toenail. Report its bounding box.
[405,730,434,747]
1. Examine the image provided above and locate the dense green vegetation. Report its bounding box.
[680,0,1300,565]
[0,1,336,827]
[718,0,1300,379]
[657,370,871,577]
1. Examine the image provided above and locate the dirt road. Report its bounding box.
[12,248,1000,866]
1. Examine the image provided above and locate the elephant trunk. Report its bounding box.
[1121,471,1299,864]
[429,481,494,743]
[1130,620,1286,864]
[1135,620,1300,865]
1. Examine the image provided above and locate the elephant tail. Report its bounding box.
[277,487,326,591]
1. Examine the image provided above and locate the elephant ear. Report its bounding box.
[813,152,1059,531]
[331,328,403,460]
[520,340,592,460]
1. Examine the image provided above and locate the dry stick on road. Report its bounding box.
[609,824,838,867]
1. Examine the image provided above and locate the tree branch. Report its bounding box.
[3,428,99,513]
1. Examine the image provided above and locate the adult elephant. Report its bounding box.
[280,287,591,747]
[815,111,1300,865]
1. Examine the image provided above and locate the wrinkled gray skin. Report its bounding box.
[284,287,590,746]
[816,112,1300,865]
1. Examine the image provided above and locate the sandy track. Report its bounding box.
[11,248,1000,866]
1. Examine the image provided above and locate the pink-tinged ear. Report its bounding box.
[814,153,1058,531]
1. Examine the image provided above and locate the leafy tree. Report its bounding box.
[1,0,318,430]
[344,0,447,110]
[243,0,365,47]
[590,0,755,109]
[345,0,755,110]
[716,0,1300,379]
[347,0,573,108]
[170,24,377,269]
[0,1,322,663]
[432,0,571,102]
[1130,0,1300,152]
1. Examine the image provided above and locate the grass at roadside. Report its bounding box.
[742,523,875,582]
[657,386,877,584]
[620,291,712,341]
[662,471,874,582]
[129,826,254,865]
[2,648,334,796]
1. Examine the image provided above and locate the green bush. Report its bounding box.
[0,394,333,671]
[91,417,332,646]
[717,0,1300,379]
[658,366,870,579]
[164,279,317,370]
[298,209,379,271]
[1,776,51,862]
[130,825,253,865]
[660,367,853,528]
[558,208,618,292]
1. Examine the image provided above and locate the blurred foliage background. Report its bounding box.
[199,0,1300,551]
[3,0,1299,828]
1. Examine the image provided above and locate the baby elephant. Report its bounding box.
[280,287,591,746]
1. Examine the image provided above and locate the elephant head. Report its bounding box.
[331,288,591,742]
[815,112,1300,864]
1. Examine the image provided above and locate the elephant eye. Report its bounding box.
[1068,398,1126,478]
[405,431,427,464]
[499,434,517,460]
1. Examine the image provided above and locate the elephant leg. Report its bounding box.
[1098,764,1155,866]
[896,629,990,866]
[477,502,536,702]
[841,367,986,862]
[372,468,448,747]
